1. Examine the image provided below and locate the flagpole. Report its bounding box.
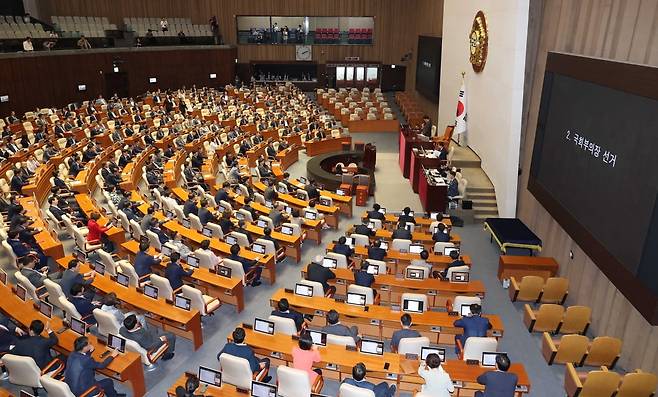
[458,72,465,146]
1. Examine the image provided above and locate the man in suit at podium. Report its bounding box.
[421,115,432,137]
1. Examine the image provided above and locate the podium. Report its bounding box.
[419,168,447,212]
[399,127,435,178]
[410,149,443,193]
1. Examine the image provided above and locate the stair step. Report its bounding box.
[471,199,497,207]
[474,207,499,215]
[468,192,496,199]
[467,186,496,194]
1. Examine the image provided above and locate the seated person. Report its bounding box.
[229,243,262,287]
[60,259,94,298]
[343,362,396,397]
[148,219,171,245]
[234,220,253,244]
[214,182,231,204]
[367,203,385,221]
[476,354,518,397]
[120,314,176,361]
[194,239,220,268]
[0,314,24,352]
[397,207,416,225]
[87,212,112,251]
[292,331,322,383]
[321,310,359,344]
[391,222,412,241]
[438,250,465,279]
[307,255,336,295]
[164,252,194,291]
[368,239,387,261]
[69,283,100,325]
[168,231,192,258]
[217,327,271,382]
[65,336,122,397]
[447,171,459,198]
[11,320,58,369]
[100,293,147,329]
[391,314,421,352]
[419,353,454,396]
[261,227,280,251]
[333,236,354,259]
[353,219,375,237]
[134,240,163,278]
[7,229,48,269]
[19,255,49,289]
[354,261,375,290]
[271,298,305,332]
[453,304,492,352]
[411,250,433,277]
[432,223,451,242]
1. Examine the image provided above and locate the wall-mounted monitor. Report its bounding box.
[77,84,87,91]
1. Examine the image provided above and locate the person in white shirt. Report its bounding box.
[418,353,454,396]
[194,239,220,268]
[160,17,169,32]
[23,37,34,52]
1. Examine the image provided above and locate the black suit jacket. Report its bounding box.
[391,228,412,240]
[306,262,335,292]
[354,224,374,236]
[11,332,58,368]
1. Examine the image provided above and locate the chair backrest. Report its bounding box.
[348,284,376,305]
[238,208,253,222]
[616,371,658,397]
[401,293,428,313]
[129,219,143,239]
[223,258,247,285]
[206,222,224,239]
[282,222,301,236]
[462,337,498,361]
[397,336,430,356]
[326,252,349,269]
[535,304,565,332]
[555,334,589,364]
[268,315,297,336]
[453,296,482,313]
[149,274,174,300]
[97,249,119,276]
[118,262,140,287]
[219,353,254,390]
[585,336,622,367]
[43,279,66,310]
[40,374,79,397]
[277,366,312,397]
[327,333,356,347]
[58,296,82,321]
[350,233,370,247]
[433,241,455,253]
[230,232,250,247]
[145,230,162,251]
[541,277,569,304]
[517,276,544,301]
[181,285,208,315]
[580,370,621,397]
[392,238,411,252]
[125,338,151,365]
[192,248,216,269]
[14,271,39,302]
[255,238,276,255]
[364,259,387,275]
[446,265,470,280]
[339,383,376,397]
[188,214,203,231]
[93,308,121,336]
[406,264,430,279]
[3,354,42,388]
[298,279,325,297]
[560,305,591,334]
[258,215,275,230]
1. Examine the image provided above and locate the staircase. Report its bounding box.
[450,145,499,222]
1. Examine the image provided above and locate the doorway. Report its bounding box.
[104,72,129,99]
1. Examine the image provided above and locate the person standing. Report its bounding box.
[160,17,169,32]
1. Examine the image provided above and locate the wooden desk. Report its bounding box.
[0,284,146,396]
[419,168,447,213]
[399,130,434,179]
[410,149,443,193]
[305,136,352,157]
[270,289,503,345]
[75,193,126,247]
[291,178,354,217]
[121,240,245,312]
[167,374,242,396]
[352,227,461,251]
[302,265,486,308]
[238,327,530,395]
[56,256,204,350]
[275,145,300,171]
[119,147,155,191]
[360,212,452,231]
[498,256,559,281]
[20,197,65,260]
[347,119,399,133]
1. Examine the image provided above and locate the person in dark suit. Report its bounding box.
[234,220,252,244]
[343,362,396,397]
[164,252,194,291]
[65,336,123,397]
[183,193,198,217]
[229,243,262,286]
[354,261,375,289]
[214,182,231,204]
[475,354,518,397]
[11,320,58,369]
[432,223,451,242]
[436,141,448,161]
[198,199,218,226]
[120,314,176,361]
[447,171,459,198]
[305,181,320,201]
[270,298,305,332]
[453,304,492,353]
[217,327,271,382]
[391,222,412,241]
[367,203,385,221]
[306,255,336,295]
[438,250,465,279]
[241,197,259,220]
[261,227,279,251]
[390,314,421,352]
[368,239,387,261]
[0,314,24,352]
[421,115,432,138]
[353,219,375,237]
[19,255,48,289]
[59,259,94,298]
[10,170,25,193]
[321,310,359,344]
[333,236,354,259]
[70,283,100,325]
[134,240,162,278]
[398,207,417,225]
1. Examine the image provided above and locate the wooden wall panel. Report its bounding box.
[35,0,443,119]
[518,0,658,373]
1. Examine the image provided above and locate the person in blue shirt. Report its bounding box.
[270,298,305,332]
[134,240,162,278]
[368,239,387,261]
[333,236,354,259]
[476,354,518,397]
[343,362,396,397]
[214,182,230,208]
[453,304,492,353]
[164,252,194,291]
[391,313,421,352]
[217,327,271,382]
[228,243,262,287]
[65,336,123,397]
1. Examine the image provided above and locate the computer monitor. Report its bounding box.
[161,244,173,257]
[70,317,86,335]
[165,209,175,219]
[285,206,292,214]
[281,225,294,235]
[202,227,213,237]
[94,261,105,275]
[265,201,273,208]
[405,268,425,280]
[460,304,472,316]
[304,211,317,220]
[175,295,191,310]
[402,298,424,313]
[379,241,389,250]
[143,284,159,299]
[294,283,313,297]
[252,242,266,254]
[309,330,327,346]
[0,269,7,285]
[346,292,367,306]
[366,263,379,275]
[256,219,268,228]
[251,380,277,397]
[430,212,441,220]
[198,366,222,387]
[108,333,126,353]
[481,352,507,367]
[444,247,460,256]
[254,318,275,335]
[39,300,53,318]
[322,257,337,268]
[367,221,375,229]
[225,235,238,245]
[74,248,86,262]
[277,186,286,194]
[181,218,191,228]
[184,254,199,268]
[16,284,27,301]
[360,339,384,355]
[336,189,345,196]
[421,346,446,362]
[451,271,469,283]
[298,176,307,184]
[217,265,232,278]
[378,208,386,214]
[117,273,130,287]
[409,244,424,254]
[19,391,35,397]
[235,212,245,220]
[345,237,354,248]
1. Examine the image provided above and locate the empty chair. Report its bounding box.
[458,336,498,361]
[327,334,357,347]
[364,259,387,275]
[524,303,564,333]
[43,279,66,311]
[205,222,224,239]
[219,353,268,390]
[58,296,86,323]
[277,365,324,397]
[117,262,147,287]
[350,233,370,247]
[339,382,376,397]
[238,208,254,222]
[391,238,411,252]
[229,231,250,247]
[584,336,622,368]
[181,285,221,316]
[268,315,298,336]
[559,305,591,335]
[40,374,104,397]
[542,333,589,365]
[616,370,658,397]
[509,275,544,302]
[93,308,121,337]
[348,284,378,305]
[564,363,620,397]
[397,336,430,356]
[188,214,203,231]
[149,274,174,299]
[73,228,102,255]
[129,219,144,240]
[401,293,428,313]
[15,271,43,302]
[540,277,569,304]
[3,354,61,395]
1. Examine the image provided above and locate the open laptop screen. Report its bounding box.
[143,284,159,299]
[405,268,425,280]
[309,330,327,346]
[421,346,446,362]
[251,380,277,397]
[198,366,222,387]
[322,257,337,268]
[294,283,313,297]
[409,244,424,254]
[254,318,274,335]
[70,317,86,335]
[346,292,366,306]
[175,295,191,310]
[108,333,126,353]
[482,352,507,367]
[403,299,424,313]
[360,339,384,355]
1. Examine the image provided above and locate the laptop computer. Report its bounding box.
[202,227,213,237]
[360,339,384,355]
[254,318,274,335]
[281,225,294,235]
[225,235,238,245]
[409,244,424,254]
[39,300,53,318]
[217,265,232,278]
[143,284,159,299]
[346,292,366,306]
[444,246,460,256]
[198,366,222,387]
[16,284,27,301]
[322,257,337,269]
[117,273,130,287]
[481,352,507,367]
[402,298,424,313]
[378,208,386,215]
[0,270,6,285]
[379,241,389,250]
[256,219,268,228]
[252,242,266,254]
[298,176,307,184]
[175,295,191,310]
[186,255,200,268]
[304,211,317,220]
[94,261,106,275]
[70,317,87,336]
[108,333,126,353]
[309,330,327,346]
[181,218,191,228]
[251,380,277,397]
[460,304,472,316]
[405,268,425,280]
[366,263,380,275]
[336,189,345,196]
[294,283,313,297]
[421,346,446,362]
[344,237,354,248]
[161,244,173,257]
[450,271,469,283]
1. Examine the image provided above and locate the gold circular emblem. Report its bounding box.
[469,10,488,73]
